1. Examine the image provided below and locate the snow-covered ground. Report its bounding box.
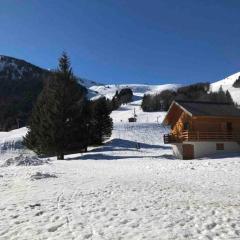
[0,127,29,161]
[0,99,240,240]
[211,72,240,104]
[90,83,180,100]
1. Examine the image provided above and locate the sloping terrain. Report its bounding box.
[0,99,240,240]
[211,72,240,104]
[0,57,240,239]
[0,56,49,130]
[0,55,179,130]
[90,83,180,100]
[0,56,88,130]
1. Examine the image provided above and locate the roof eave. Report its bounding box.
[162,100,193,125]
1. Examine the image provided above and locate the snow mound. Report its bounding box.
[30,172,57,180]
[0,127,28,153]
[1,155,50,167]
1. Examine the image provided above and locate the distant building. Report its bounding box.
[128,117,137,122]
[163,100,240,159]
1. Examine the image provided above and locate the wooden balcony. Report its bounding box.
[163,134,180,144]
[164,131,240,144]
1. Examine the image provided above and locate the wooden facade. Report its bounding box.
[163,101,240,143]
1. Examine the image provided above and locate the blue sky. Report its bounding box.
[0,0,240,84]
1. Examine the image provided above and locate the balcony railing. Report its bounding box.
[164,131,240,144]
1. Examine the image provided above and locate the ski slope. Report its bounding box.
[90,83,180,100]
[211,72,240,104]
[0,99,240,240]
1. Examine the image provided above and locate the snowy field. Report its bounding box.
[211,72,240,105]
[0,100,240,240]
[90,83,180,100]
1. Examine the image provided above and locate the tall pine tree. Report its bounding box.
[24,53,86,159]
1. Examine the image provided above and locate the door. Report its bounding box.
[182,144,194,160]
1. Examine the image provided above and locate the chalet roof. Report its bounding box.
[175,100,240,117]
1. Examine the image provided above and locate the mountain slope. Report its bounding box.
[0,55,85,131]
[90,83,180,100]
[1,96,240,240]
[210,72,240,104]
[1,54,239,131]
[0,55,48,81]
[0,56,51,130]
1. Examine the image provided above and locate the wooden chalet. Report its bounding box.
[163,100,240,159]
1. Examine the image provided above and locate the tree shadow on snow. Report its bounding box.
[90,138,172,153]
[67,154,148,161]
[66,153,176,161]
[152,154,177,160]
[66,139,175,161]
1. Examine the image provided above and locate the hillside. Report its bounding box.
[0,99,240,239]
[90,83,180,100]
[0,69,240,239]
[0,56,50,130]
[1,54,240,132]
[210,72,240,104]
[0,56,89,130]
[0,55,181,130]
[0,55,48,81]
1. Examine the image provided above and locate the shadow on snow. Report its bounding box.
[66,153,176,161]
[96,138,172,151]
[66,138,175,161]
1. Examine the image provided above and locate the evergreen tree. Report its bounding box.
[141,82,235,112]
[226,90,233,104]
[118,88,133,104]
[70,99,91,152]
[90,97,113,145]
[24,53,86,159]
[111,95,120,111]
[233,76,240,88]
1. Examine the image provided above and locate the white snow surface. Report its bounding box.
[210,72,240,104]
[90,83,180,100]
[0,127,28,160]
[1,99,240,240]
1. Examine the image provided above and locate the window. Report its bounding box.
[226,122,232,131]
[183,122,190,130]
[216,143,224,150]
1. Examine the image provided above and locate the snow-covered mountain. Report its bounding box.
[0,55,180,101]
[1,54,239,102]
[210,72,240,104]
[0,55,102,89]
[0,55,49,81]
[1,54,240,131]
[91,72,240,105]
[90,83,180,100]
